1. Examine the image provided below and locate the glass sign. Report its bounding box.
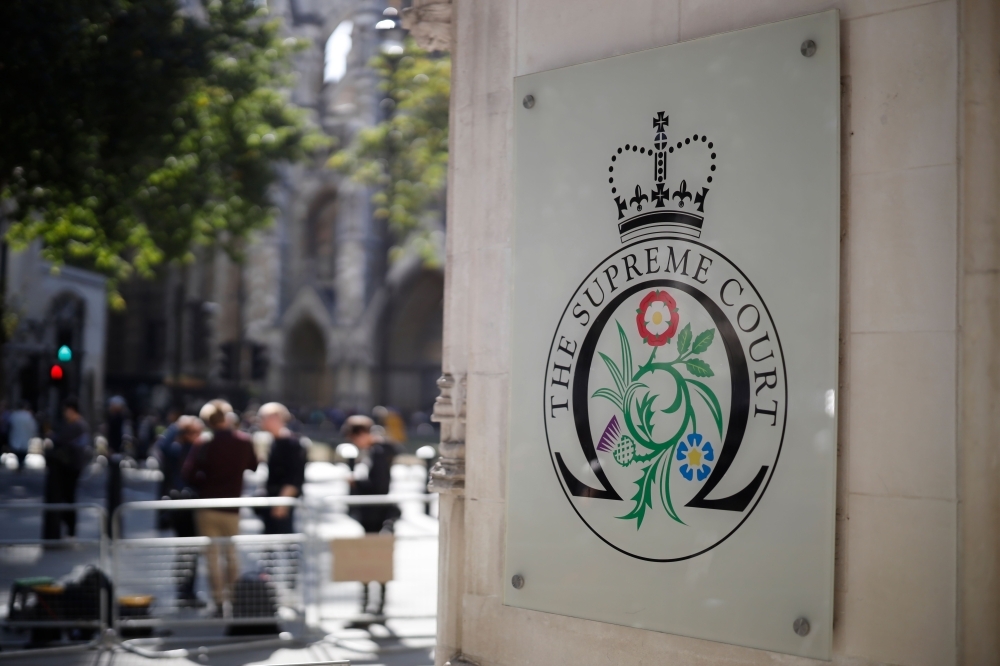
[505,10,840,659]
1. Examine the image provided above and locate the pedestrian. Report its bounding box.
[8,401,37,472]
[106,396,129,456]
[153,415,181,529]
[42,397,91,541]
[258,403,307,534]
[159,415,206,607]
[182,400,257,616]
[345,414,400,615]
[136,411,159,462]
[258,402,307,586]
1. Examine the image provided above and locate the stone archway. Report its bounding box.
[377,269,444,413]
[284,317,330,407]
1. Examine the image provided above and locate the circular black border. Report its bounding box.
[542,236,789,562]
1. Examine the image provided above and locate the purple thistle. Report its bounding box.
[596,415,620,453]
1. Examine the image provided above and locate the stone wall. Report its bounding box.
[434,1,1000,665]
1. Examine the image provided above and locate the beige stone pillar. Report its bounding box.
[958,0,1000,663]
[430,333,469,664]
[424,0,1000,664]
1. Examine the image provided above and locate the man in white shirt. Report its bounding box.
[8,402,37,472]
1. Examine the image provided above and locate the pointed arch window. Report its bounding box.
[324,20,353,83]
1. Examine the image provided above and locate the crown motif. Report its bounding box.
[608,112,717,243]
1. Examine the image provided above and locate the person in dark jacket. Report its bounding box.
[346,415,400,533]
[42,397,90,540]
[258,403,307,534]
[182,400,257,614]
[345,414,400,615]
[159,415,205,606]
[257,402,307,586]
[106,395,129,455]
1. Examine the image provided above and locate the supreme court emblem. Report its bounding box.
[508,15,839,654]
[544,113,787,561]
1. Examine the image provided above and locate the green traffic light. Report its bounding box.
[57,345,72,362]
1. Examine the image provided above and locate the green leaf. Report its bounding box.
[689,379,724,438]
[598,352,625,395]
[691,328,715,355]
[591,387,624,412]
[617,321,633,385]
[638,392,657,436]
[676,323,692,355]
[619,457,660,529]
[684,358,714,377]
[634,395,649,438]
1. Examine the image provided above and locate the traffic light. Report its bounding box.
[50,332,77,397]
[250,344,269,380]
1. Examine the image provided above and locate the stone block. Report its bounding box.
[842,493,956,666]
[845,1,957,175]
[516,0,680,76]
[847,331,956,500]
[680,0,940,41]
[848,165,957,333]
[463,498,507,597]
[468,247,513,375]
[464,372,509,502]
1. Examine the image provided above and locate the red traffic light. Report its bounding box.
[49,364,64,380]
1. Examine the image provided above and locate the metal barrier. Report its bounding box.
[0,502,109,651]
[112,497,310,637]
[307,493,438,624]
[0,491,438,657]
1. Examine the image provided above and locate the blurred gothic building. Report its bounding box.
[1,1,444,422]
[100,0,444,417]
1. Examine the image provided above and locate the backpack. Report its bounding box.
[227,572,279,636]
[61,565,113,623]
[231,572,277,618]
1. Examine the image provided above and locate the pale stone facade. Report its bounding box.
[106,0,445,417]
[425,1,1000,665]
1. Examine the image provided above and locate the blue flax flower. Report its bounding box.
[676,433,714,482]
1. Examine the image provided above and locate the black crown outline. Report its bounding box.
[608,112,717,243]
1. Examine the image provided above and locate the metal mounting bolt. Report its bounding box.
[793,616,811,636]
[522,95,535,109]
[800,40,817,57]
[511,574,525,589]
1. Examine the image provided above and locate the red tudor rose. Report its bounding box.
[636,290,680,347]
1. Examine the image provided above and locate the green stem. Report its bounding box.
[660,447,684,524]
[632,449,661,464]
[623,385,689,452]
[632,348,658,382]
[684,381,696,434]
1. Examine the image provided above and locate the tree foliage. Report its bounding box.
[0,0,326,304]
[328,39,449,266]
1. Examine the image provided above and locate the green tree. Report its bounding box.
[0,0,326,305]
[329,39,450,266]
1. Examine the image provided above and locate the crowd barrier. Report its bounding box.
[0,493,437,657]
[0,503,109,652]
[309,493,438,623]
[112,497,309,637]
